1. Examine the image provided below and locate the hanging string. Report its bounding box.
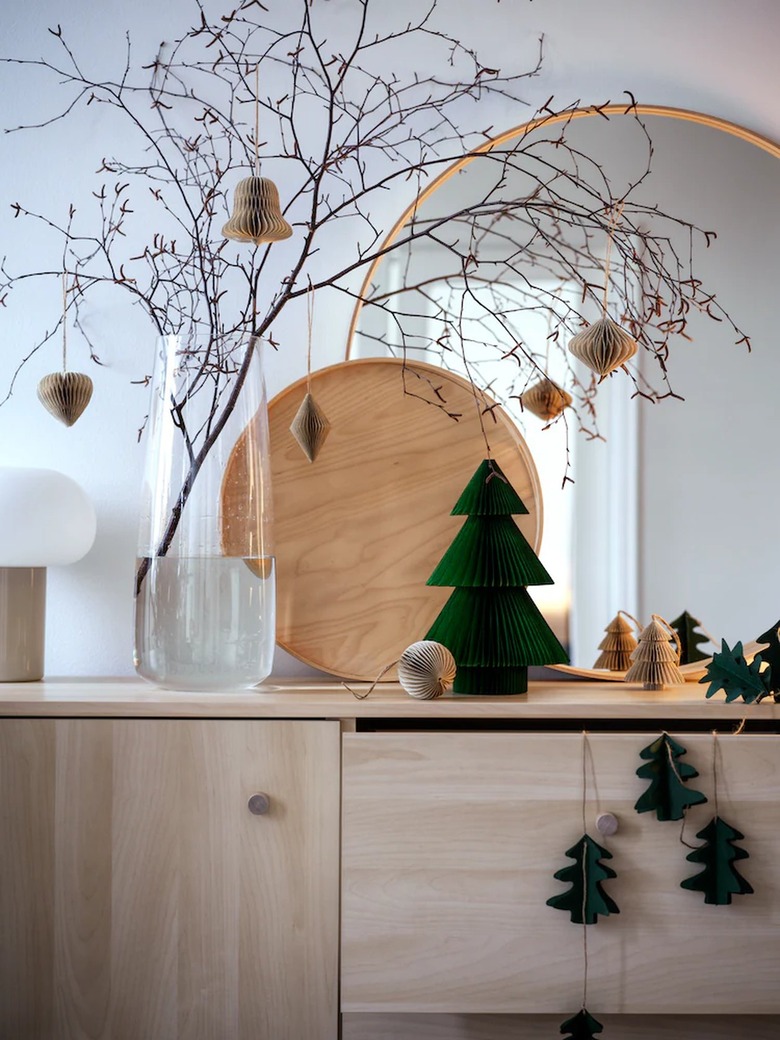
[306,276,315,395]
[601,202,625,316]
[581,730,590,1009]
[712,730,720,819]
[61,271,68,373]
[254,63,261,178]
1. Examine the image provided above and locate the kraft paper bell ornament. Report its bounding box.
[520,377,572,421]
[222,176,293,245]
[397,640,456,699]
[568,316,637,379]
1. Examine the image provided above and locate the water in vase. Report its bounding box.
[134,555,276,690]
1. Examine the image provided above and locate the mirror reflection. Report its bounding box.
[350,109,780,667]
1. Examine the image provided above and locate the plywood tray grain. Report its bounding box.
[223,358,542,680]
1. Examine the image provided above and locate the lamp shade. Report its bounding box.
[0,468,96,566]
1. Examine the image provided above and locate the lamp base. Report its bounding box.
[0,567,46,681]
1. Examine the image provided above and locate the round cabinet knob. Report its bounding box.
[595,812,619,837]
[247,793,271,816]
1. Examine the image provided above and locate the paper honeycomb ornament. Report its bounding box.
[397,640,456,699]
[289,391,331,462]
[223,176,293,244]
[520,378,572,421]
[37,371,94,427]
[568,316,637,379]
[594,612,638,671]
[624,618,686,690]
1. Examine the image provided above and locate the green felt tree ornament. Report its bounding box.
[754,620,780,699]
[547,834,619,924]
[425,458,568,694]
[680,816,754,905]
[560,1008,604,1039]
[634,733,707,821]
[670,610,711,664]
[698,639,772,704]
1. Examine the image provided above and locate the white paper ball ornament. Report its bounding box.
[397,640,456,699]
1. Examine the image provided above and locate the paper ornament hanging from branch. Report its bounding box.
[593,611,638,671]
[670,610,711,664]
[223,65,292,245]
[559,1008,604,1039]
[624,615,685,690]
[634,733,707,821]
[425,458,568,694]
[289,283,330,462]
[699,639,772,704]
[520,377,572,421]
[546,833,619,924]
[680,816,754,905]
[37,272,93,427]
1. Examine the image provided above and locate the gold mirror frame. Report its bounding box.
[343,104,780,682]
[345,104,780,361]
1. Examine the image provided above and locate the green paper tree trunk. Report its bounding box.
[425,459,568,694]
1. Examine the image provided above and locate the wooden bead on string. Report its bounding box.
[397,640,456,699]
[568,316,637,379]
[520,378,572,421]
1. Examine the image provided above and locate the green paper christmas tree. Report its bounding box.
[699,639,771,704]
[425,459,568,694]
[670,610,710,664]
[547,833,619,924]
[634,733,707,821]
[560,1008,604,1039]
[680,816,754,905]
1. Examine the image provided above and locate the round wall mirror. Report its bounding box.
[347,106,780,670]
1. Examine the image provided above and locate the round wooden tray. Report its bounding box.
[223,358,542,680]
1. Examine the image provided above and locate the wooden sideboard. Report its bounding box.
[0,679,777,1040]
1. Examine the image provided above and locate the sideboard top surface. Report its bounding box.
[0,678,774,722]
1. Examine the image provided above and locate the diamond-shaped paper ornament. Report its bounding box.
[290,392,331,462]
[520,377,572,421]
[568,316,637,378]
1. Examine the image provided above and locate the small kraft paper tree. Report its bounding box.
[424,458,567,694]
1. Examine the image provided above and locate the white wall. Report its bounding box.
[1,0,779,677]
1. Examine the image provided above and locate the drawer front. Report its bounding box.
[341,731,780,1014]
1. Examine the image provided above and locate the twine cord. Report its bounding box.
[306,277,314,394]
[662,731,700,851]
[343,659,399,700]
[712,730,720,818]
[62,270,68,373]
[601,202,625,315]
[254,63,261,178]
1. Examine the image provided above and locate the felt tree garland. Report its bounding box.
[681,816,753,905]
[551,733,611,1035]
[699,639,771,704]
[754,620,780,699]
[634,733,707,821]
[425,458,568,694]
[560,1008,605,1039]
[670,610,711,665]
[547,834,620,923]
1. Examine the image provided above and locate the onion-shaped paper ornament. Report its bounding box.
[37,371,93,427]
[290,391,331,463]
[397,640,456,699]
[520,378,573,421]
[222,176,293,245]
[568,316,637,379]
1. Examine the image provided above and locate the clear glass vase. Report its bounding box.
[134,332,274,690]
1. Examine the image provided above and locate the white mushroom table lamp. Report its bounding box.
[0,468,96,681]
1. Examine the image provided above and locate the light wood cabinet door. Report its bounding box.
[342,731,780,1015]
[0,718,340,1040]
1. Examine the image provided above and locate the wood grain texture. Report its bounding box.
[223,358,542,680]
[342,732,780,1014]
[0,678,775,721]
[0,719,340,1040]
[342,1013,780,1039]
